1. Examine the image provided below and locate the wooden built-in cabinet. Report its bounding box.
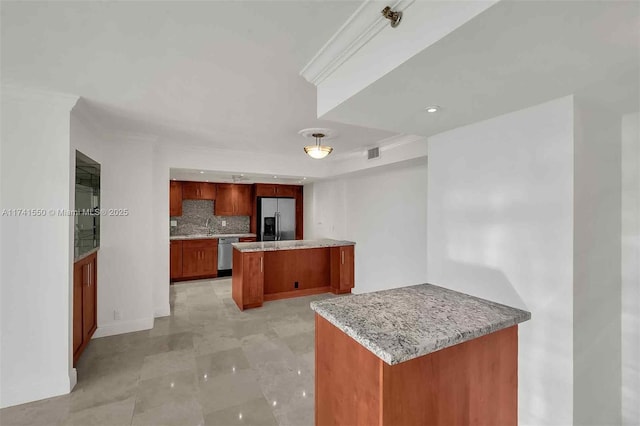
[73,251,97,365]
[330,245,354,294]
[170,181,183,216]
[254,183,297,197]
[171,239,218,281]
[232,249,264,310]
[170,240,183,280]
[181,239,218,278]
[182,182,216,200]
[215,184,252,216]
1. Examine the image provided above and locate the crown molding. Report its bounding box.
[300,0,416,86]
[1,84,79,110]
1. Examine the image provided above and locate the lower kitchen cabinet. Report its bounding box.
[331,245,354,294]
[172,239,218,281]
[73,251,97,365]
[170,240,183,280]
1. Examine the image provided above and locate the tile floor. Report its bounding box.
[1,278,338,426]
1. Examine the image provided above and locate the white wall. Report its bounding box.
[1,87,78,408]
[621,111,639,426]
[93,136,156,337]
[305,158,428,294]
[426,96,575,425]
[573,99,622,425]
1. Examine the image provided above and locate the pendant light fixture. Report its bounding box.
[304,133,333,159]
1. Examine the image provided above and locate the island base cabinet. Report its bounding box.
[315,315,518,426]
[232,249,264,310]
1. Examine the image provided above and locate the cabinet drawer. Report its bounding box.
[182,239,217,249]
[239,237,256,242]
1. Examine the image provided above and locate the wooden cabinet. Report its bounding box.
[182,182,216,200]
[232,249,264,310]
[254,183,298,197]
[181,239,218,278]
[331,245,354,294]
[170,181,183,216]
[216,184,252,216]
[170,240,183,280]
[239,237,256,242]
[74,251,97,365]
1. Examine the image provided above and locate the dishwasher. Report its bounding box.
[218,237,239,277]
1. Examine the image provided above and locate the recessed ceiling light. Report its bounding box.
[273,176,278,179]
[240,174,244,177]
[425,105,440,113]
[199,171,204,174]
[303,177,307,180]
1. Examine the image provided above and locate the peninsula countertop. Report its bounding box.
[310,283,531,365]
[170,233,256,241]
[232,238,355,253]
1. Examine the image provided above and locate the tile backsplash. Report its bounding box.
[170,200,250,236]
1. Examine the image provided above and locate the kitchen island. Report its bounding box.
[310,284,531,426]
[231,239,355,310]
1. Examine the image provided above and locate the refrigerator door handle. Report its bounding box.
[275,212,280,240]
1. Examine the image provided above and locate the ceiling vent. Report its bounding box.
[367,147,380,160]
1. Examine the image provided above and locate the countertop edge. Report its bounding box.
[170,233,256,240]
[310,288,531,366]
[233,240,355,252]
[74,247,99,263]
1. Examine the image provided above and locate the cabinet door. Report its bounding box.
[243,252,264,305]
[200,243,218,276]
[73,261,84,355]
[200,183,217,200]
[255,184,277,197]
[182,240,217,278]
[82,257,97,338]
[169,181,183,216]
[215,184,235,216]
[170,240,183,280]
[275,185,296,197]
[182,245,203,277]
[235,185,253,216]
[339,246,354,290]
[181,182,201,200]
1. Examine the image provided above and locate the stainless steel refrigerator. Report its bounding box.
[259,198,296,241]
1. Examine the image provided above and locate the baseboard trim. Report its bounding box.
[92,317,154,339]
[0,372,71,409]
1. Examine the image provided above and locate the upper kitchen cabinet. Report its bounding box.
[169,181,183,216]
[216,184,253,216]
[182,181,216,200]
[255,183,297,197]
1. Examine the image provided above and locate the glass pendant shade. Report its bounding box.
[304,145,333,159]
[304,133,333,159]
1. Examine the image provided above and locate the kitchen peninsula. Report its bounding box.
[231,239,355,310]
[311,284,531,426]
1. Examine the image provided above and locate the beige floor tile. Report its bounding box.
[131,398,204,426]
[140,349,196,380]
[62,396,135,426]
[204,397,278,426]
[134,370,198,414]
[197,370,264,415]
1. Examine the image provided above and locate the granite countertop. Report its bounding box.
[310,283,531,365]
[74,247,99,262]
[232,238,355,252]
[170,233,256,240]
